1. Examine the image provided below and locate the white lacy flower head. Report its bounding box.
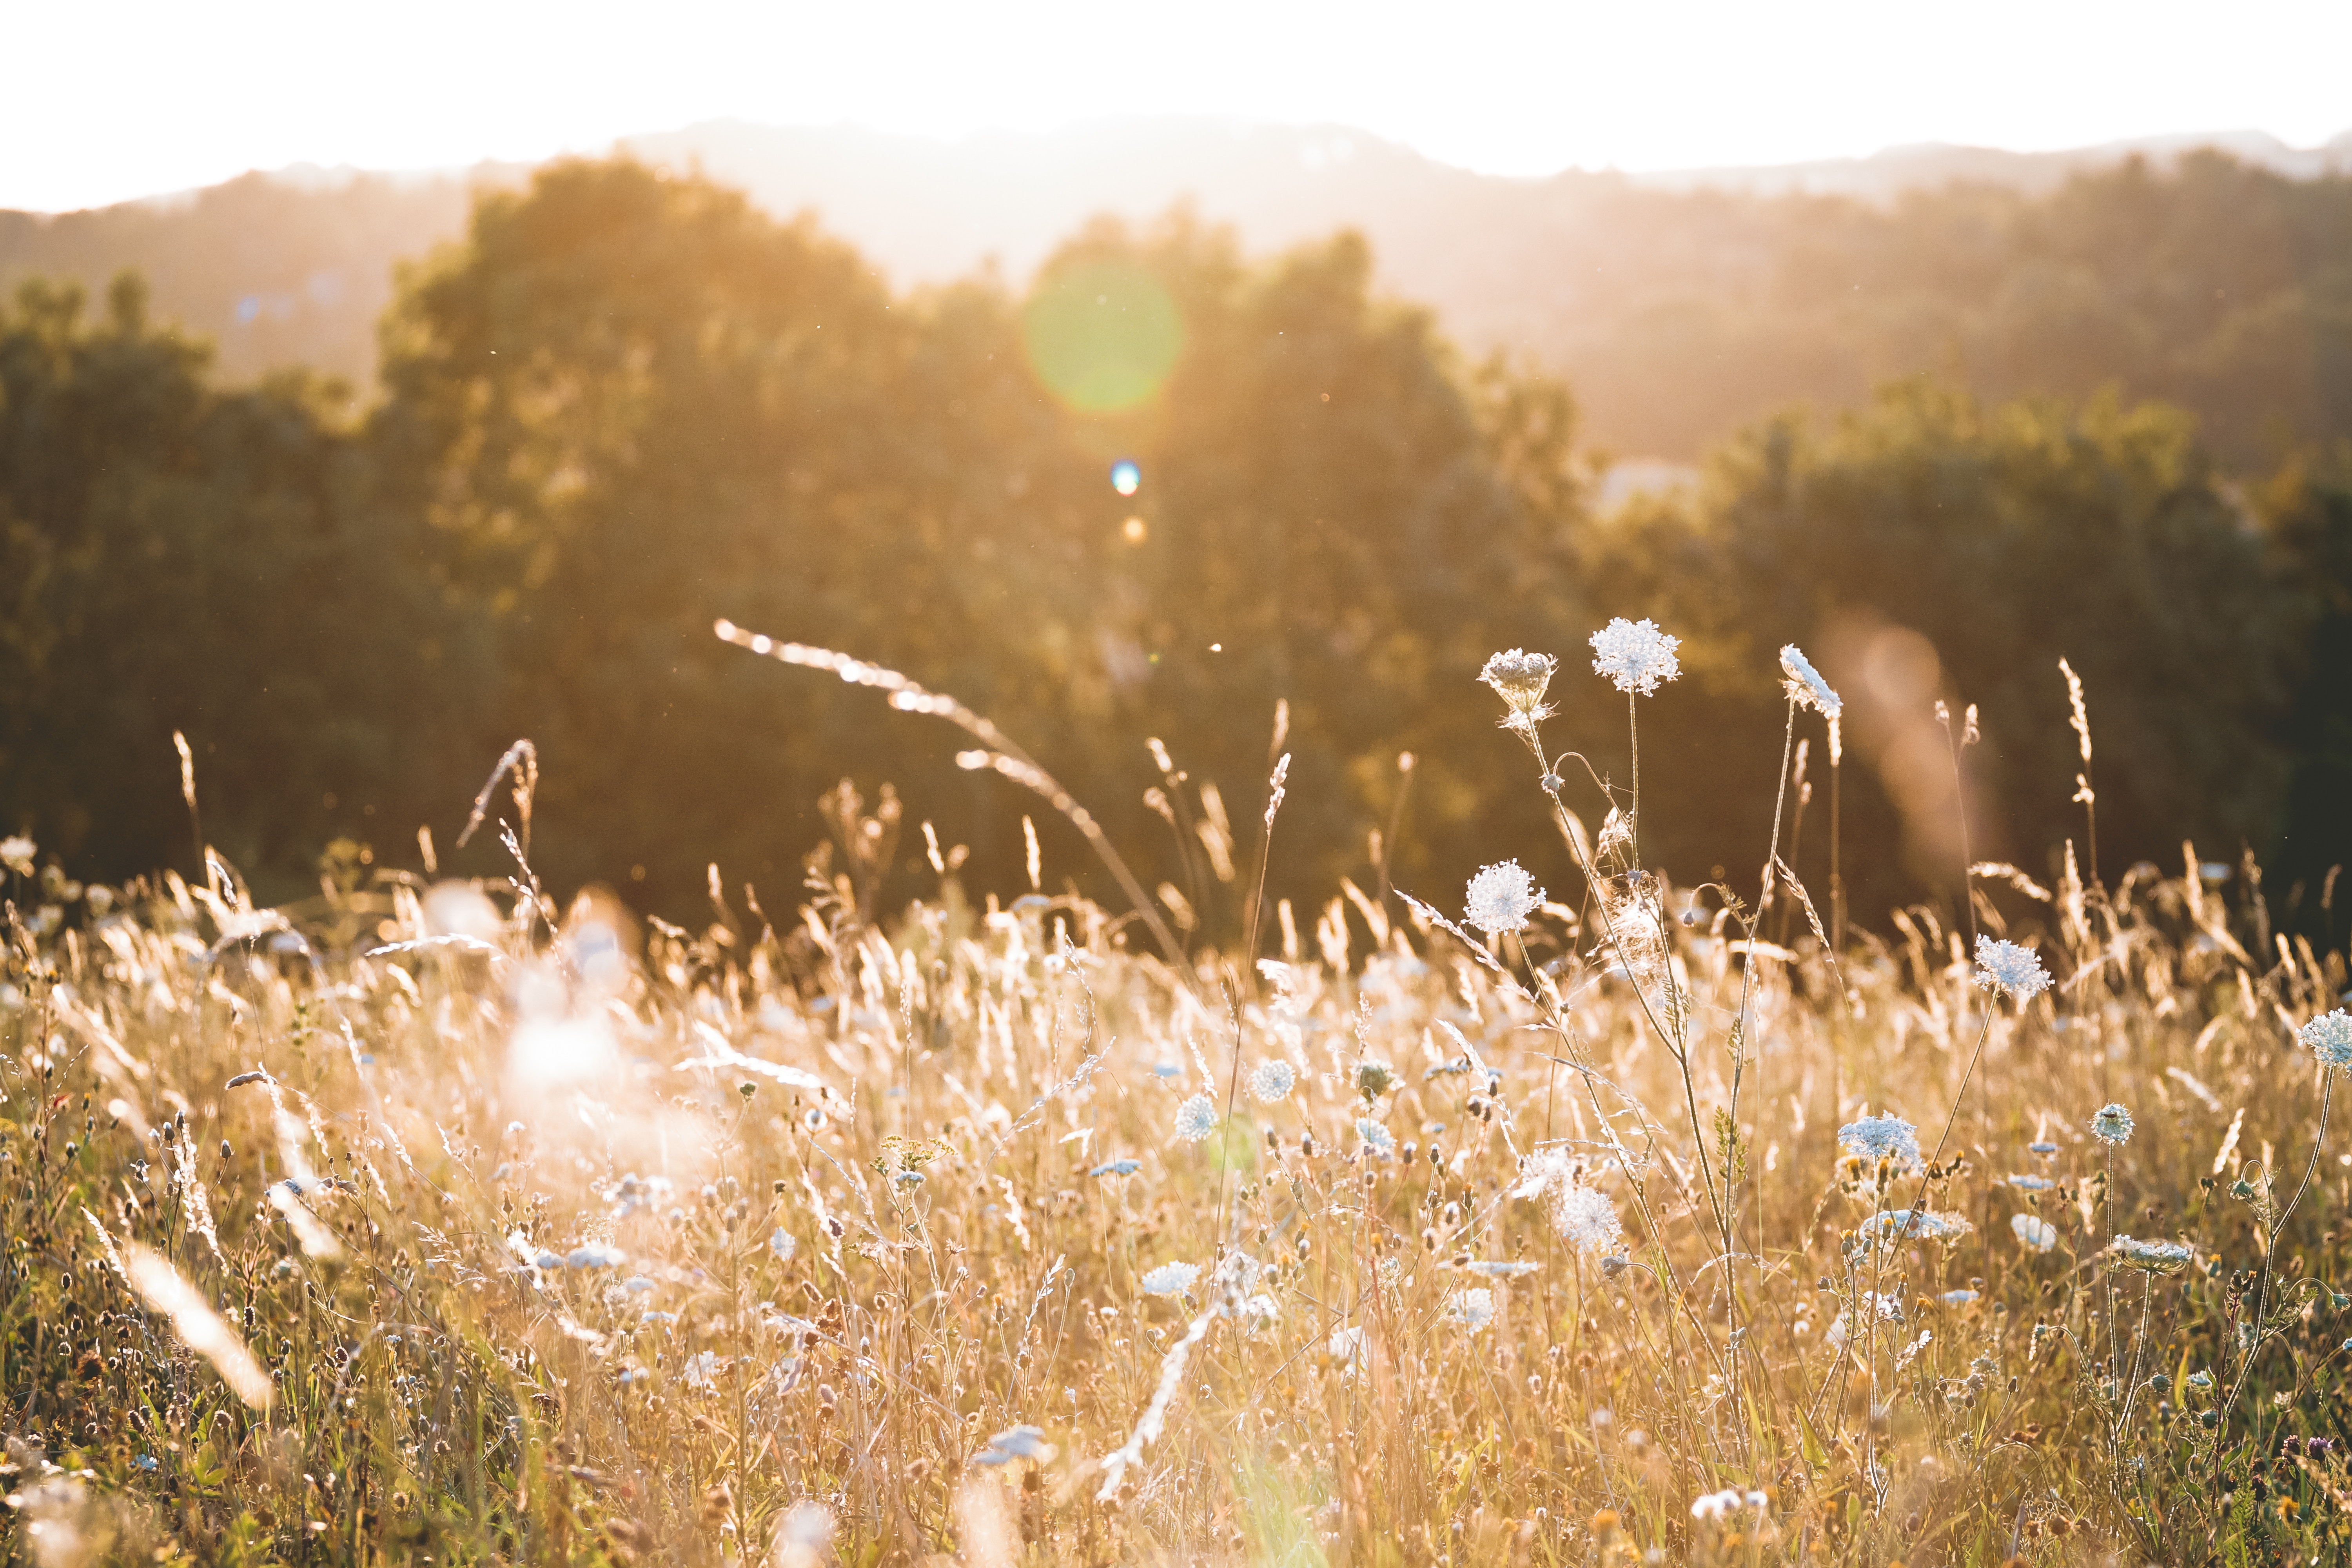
[1478,649,1558,722]
[2007,1175,2054,1192]
[1855,1208,1973,1246]
[1172,1094,1218,1144]
[1590,617,1682,696]
[2302,1010,2352,1069]
[682,1350,723,1390]
[1448,1287,1495,1332]
[1973,936,2052,1002]
[1837,1111,1922,1173]
[1691,1488,1769,1521]
[2110,1236,2194,1275]
[2089,1103,2134,1145]
[1140,1262,1200,1296]
[1328,1323,1367,1373]
[1249,1059,1297,1103]
[1356,1118,1397,1158]
[2011,1214,2059,1252]
[1465,860,1544,936]
[1778,644,1842,719]
[0,835,33,877]
[1554,1183,1625,1256]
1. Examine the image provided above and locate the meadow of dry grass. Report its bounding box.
[4,639,2351,1568]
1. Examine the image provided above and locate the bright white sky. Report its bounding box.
[10,0,2352,212]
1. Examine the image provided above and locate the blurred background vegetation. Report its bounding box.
[2,148,2348,939]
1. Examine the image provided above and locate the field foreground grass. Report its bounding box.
[4,736,2352,1566]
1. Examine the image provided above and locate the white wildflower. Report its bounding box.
[2090,1103,2134,1145]
[1554,1183,1625,1256]
[1237,1293,1281,1334]
[1973,936,2052,1002]
[1940,1289,1980,1305]
[2110,1236,2193,1274]
[1172,1094,1218,1144]
[768,1229,797,1262]
[1691,1488,1769,1522]
[2011,1214,2059,1253]
[1478,649,1558,722]
[1589,617,1681,696]
[1140,1262,1199,1297]
[682,1350,723,1390]
[2301,1010,2352,1069]
[0,835,33,877]
[1328,1323,1366,1373]
[973,1424,1055,1465]
[1837,1111,1922,1172]
[1855,1208,1973,1245]
[1250,1059,1297,1103]
[1448,1287,1495,1332]
[566,1241,626,1269]
[1778,644,1842,718]
[1355,1117,1397,1158]
[2007,1174,2054,1192]
[1465,860,1543,936]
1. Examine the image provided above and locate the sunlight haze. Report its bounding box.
[9,0,2352,211]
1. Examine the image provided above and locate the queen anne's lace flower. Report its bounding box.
[1465,860,1543,936]
[1478,649,1557,721]
[1837,1111,1922,1172]
[2011,1214,2058,1252]
[1172,1094,1218,1143]
[1778,644,1842,718]
[1140,1262,1199,1296]
[1589,618,1682,696]
[2301,1010,2352,1069]
[1855,1208,1973,1245]
[1448,1287,1495,1331]
[2109,1236,2193,1274]
[1553,1183,1626,1256]
[1691,1489,1769,1522]
[2090,1103,2134,1145]
[1355,1118,1397,1158]
[1249,1059,1297,1103]
[1973,936,2053,1002]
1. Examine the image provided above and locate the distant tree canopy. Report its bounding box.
[3,158,2348,943]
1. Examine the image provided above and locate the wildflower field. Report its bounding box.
[5,622,2351,1568]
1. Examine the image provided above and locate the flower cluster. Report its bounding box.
[1249,1059,1297,1103]
[2090,1103,2134,1145]
[1140,1262,1199,1296]
[1973,936,2053,1002]
[1691,1488,1769,1522]
[1778,643,1842,718]
[1448,1287,1495,1332]
[2011,1214,2059,1252]
[1589,617,1682,696]
[1465,860,1543,936]
[2302,1009,2352,1069]
[2109,1236,2194,1274]
[1477,649,1557,724]
[1172,1094,1218,1143]
[1837,1111,1922,1173]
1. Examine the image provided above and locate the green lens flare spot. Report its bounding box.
[1021,261,1183,413]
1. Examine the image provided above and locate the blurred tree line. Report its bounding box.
[3,159,2347,942]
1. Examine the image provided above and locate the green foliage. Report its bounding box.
[0,274,478,889]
